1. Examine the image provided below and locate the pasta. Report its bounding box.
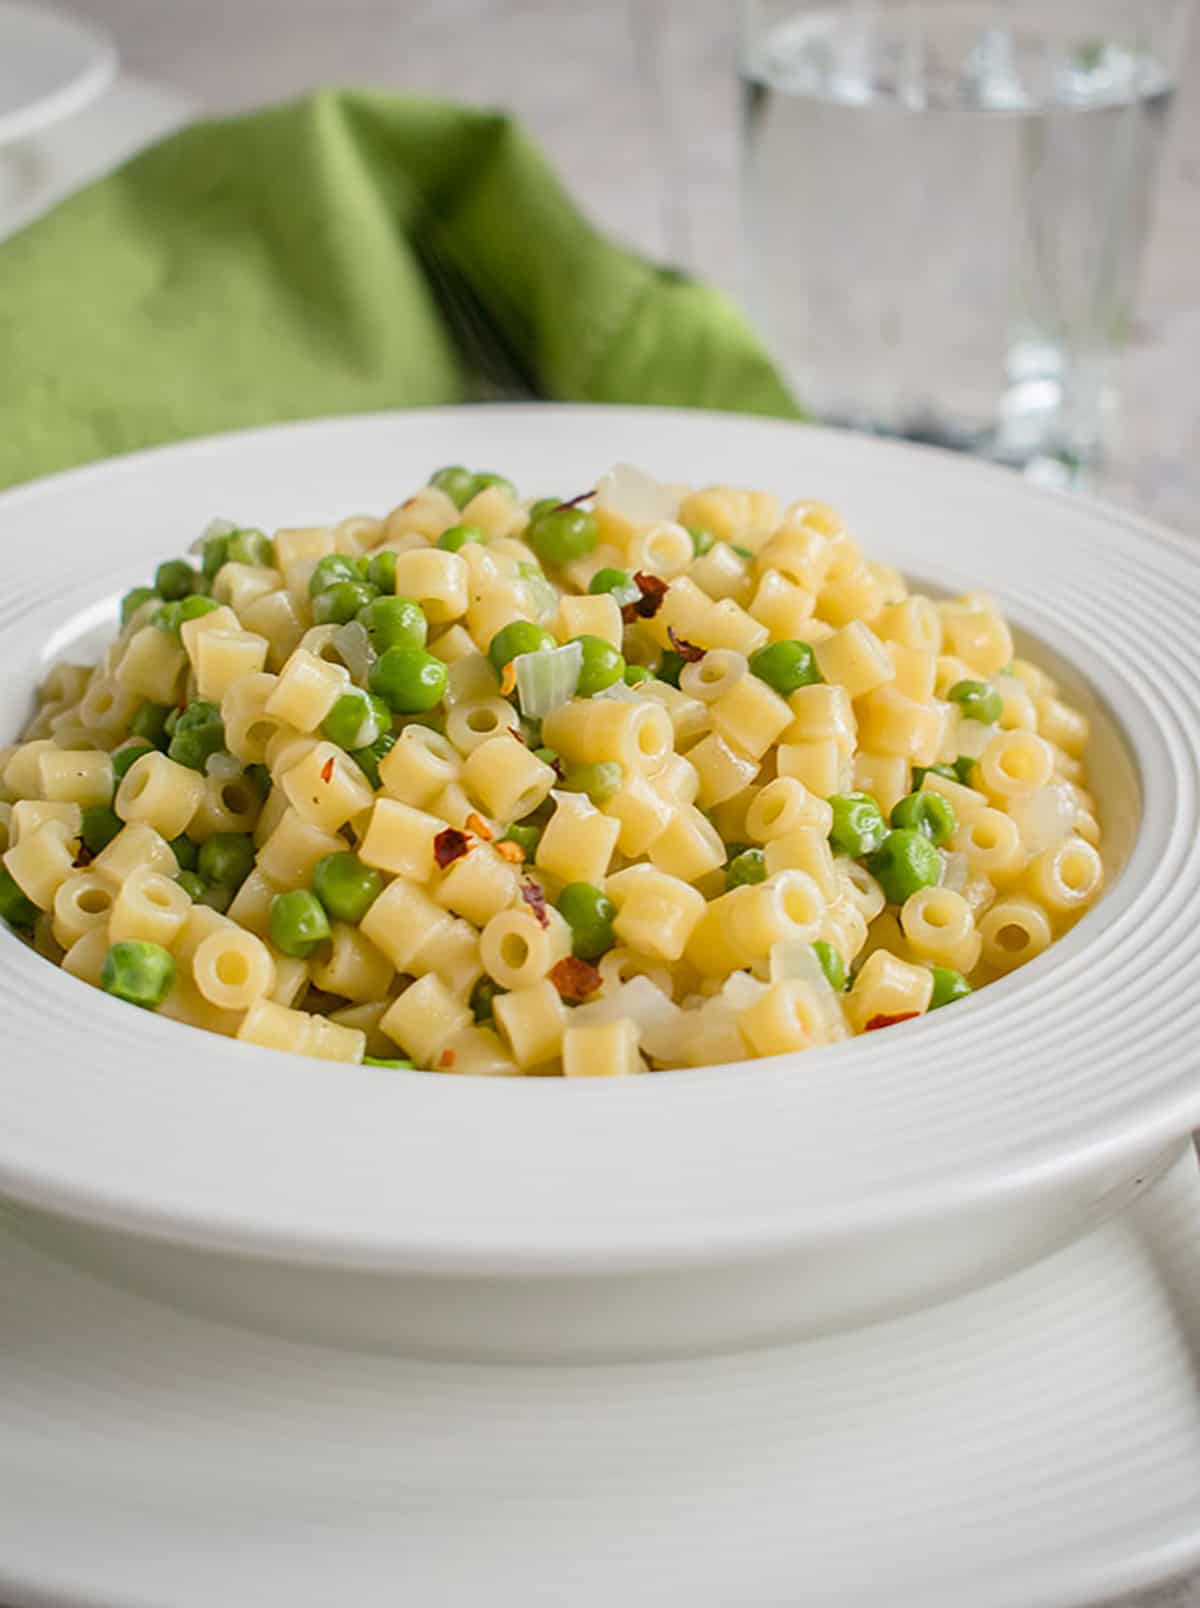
[0,464,1104,1075]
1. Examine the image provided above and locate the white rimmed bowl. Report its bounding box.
[1,406,1198,1361]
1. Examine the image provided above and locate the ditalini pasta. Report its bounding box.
[0,465,1104,1075]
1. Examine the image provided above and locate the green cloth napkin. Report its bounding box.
[0,90,800,491]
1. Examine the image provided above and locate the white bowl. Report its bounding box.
[1,406,1198,1360]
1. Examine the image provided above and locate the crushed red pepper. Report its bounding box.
[864,1012,921,1032]
[433,827,472,869]
[465,811,493,841]
[495,839,526,864]
[519,879,550,928]
[621,570,669,624]
[549,488,597,513]
[548,955,603,1002]
[438,1049,457,1069]
[319,756,335,784]
[667,626,704,662]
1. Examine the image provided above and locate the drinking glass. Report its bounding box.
[739,0,1193,473]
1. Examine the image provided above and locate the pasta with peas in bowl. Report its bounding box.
[0,462,1104,1077]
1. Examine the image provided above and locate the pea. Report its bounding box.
[470,975,504,1021]
[100,939,176,1008]
[656,650,685,688]
[526,507,598,565]
[500,822,541,861]
[687,526,715,557]
[828,793,888,858]
[532,746,557,768]
[0,867,37,929]
[948,679,1003,725]
[623,663,652,686]
[245,763,272,798]
[200,883,233,914]
[474,472,516,498]
[357,596,427,656]
[308,553,361,597]
[929,966,973,1009]
[364,1056,415,1069]
[369,647,447,714]
[197,833,255,891]
[313,579,377,626]
[120,586,158,627]
[487,620,556,675]
[269,889,332,958]
[308,850,381,925]
[351,730,395,789]
[589,567,638,604]
[167,700,225,772]
[437,523,485,552]
[200,532,231,580]
[130,701,171,746]
[726,848,766,889]
[225,528,273,567]
[572,634,625,697]
[154,559,197,602]
[111,740,153,783]
[889,791,957,848]
[812,940,846,991]
[80,805,122,856]
[322,688,384,750]
[560,760,624,806]
[365,549,398,594]
[556,881,616,960]
[749,639,823,696]
[952,755,977,786]
[912,763,958,789]
[176,870,207,902]
[429,465,479,508]
[169,835,198,871]
[868,828,942,905]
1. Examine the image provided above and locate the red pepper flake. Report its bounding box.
[667,625,705,663]
[549,488,597,513]
[508,726,527,746]
[438,1049,457,1069]
[864,1012,921,1033]
[465,811,493,842]
[519,879,550,928]
[433,827,472,869]
[496,839,526,864]
[548,955,603,1002]
[71,841,93,869]
[500,662,517,697]
[320,756,335,784]
[621,570,669,624]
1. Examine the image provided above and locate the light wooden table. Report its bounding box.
[15,5,1200,1607]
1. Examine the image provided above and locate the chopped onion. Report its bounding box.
[594,681,643,702]
[939,850,969,892]
[594,463,681,525]
[520,571,560,624]
[721,969,768,1011]
[515,641,583,718]
[333,621,376,686]
[571,975,682,1061]
[954,718,994,759]
[1007,782,1077,854]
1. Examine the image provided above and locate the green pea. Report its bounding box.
[947,679,1003,725]
[130,701,171,746]
[828,793,888,858]
[322,688,384,751]
[154,559,197,602]
[912,763,958,789]
[80,804,122,856]
[120,586,158,627]
[868,828,942,905]
[526,507,598,565]
[0,867,37,929]
[365,549,398,594]
[170,835,199,872]
[487,620,556,675]
[687,526,715,556]
[812,940,846,991]
[532,746,557,768]
[226,528,273,567]
[364,1056,415,1069]
[929,966,973,1009]
[269,889,332,958]
[351,731,395,789]
[429,465,479,508]
[369,647,447,714]
[357,595,428,654]
[312,579,377,626]
[723,842,749,864]
[656,650,685,688]
[167,700,224,772]
[572,634,625,697]
[500,822,541,861]
[177,870,207,902]
[952,755,977,786]
[726,848,767,889]
[890,791,957,848]
[623,663,652,686]
[197,833,255,891]
[560,761,623,806]
[155,594,219,638]
[470,975,504,1021]
[474,472,516,497]
[111,740,153,783]
[749,639,823,696]
[245,763,272,799]
[589,567,638,604]
[308,553,362,597]
[311,851,383,925]
[101,940,175,1008]
[200,883,233,914]
[200,532,231,580]
[556,881,616,960]
[437,523,485,552]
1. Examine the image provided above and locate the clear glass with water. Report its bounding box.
[739,0,1192,470]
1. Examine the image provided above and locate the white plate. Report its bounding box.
[0,1,115,147]
[0,407,1198,1300]
[2,1145,1199,1608]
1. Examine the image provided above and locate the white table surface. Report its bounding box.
[2,4,1198,1605]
